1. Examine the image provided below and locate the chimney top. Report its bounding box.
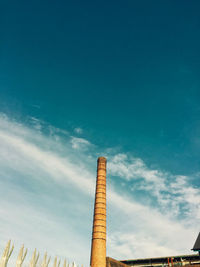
[97,157,107,162]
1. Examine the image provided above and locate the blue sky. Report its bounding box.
[0,1,200,266]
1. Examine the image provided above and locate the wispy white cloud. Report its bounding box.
[31,104,40,109]
[0,114,94,266]
[70,136,92,150]
[107,189,197,260]
[0,113,199,266]
[29,117,43,131]
[74,127,83,134]
[108,153,166,184]
[108,153,200,226]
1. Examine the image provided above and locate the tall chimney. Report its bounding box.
[90,157,107,267]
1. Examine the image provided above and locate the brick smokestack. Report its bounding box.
[90,157,107,267]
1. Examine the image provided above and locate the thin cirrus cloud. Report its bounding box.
[74,127,83,134]
[0,113,199,266]
[108,153,200,226]
[70,136,92,150]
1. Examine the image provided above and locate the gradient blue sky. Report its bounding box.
[0,1,200,266]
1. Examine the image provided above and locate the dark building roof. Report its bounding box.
[106,257,129,267]
[120,254,200,266]
[193,233,200,251]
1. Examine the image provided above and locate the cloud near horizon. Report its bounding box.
[0,113,199,266]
